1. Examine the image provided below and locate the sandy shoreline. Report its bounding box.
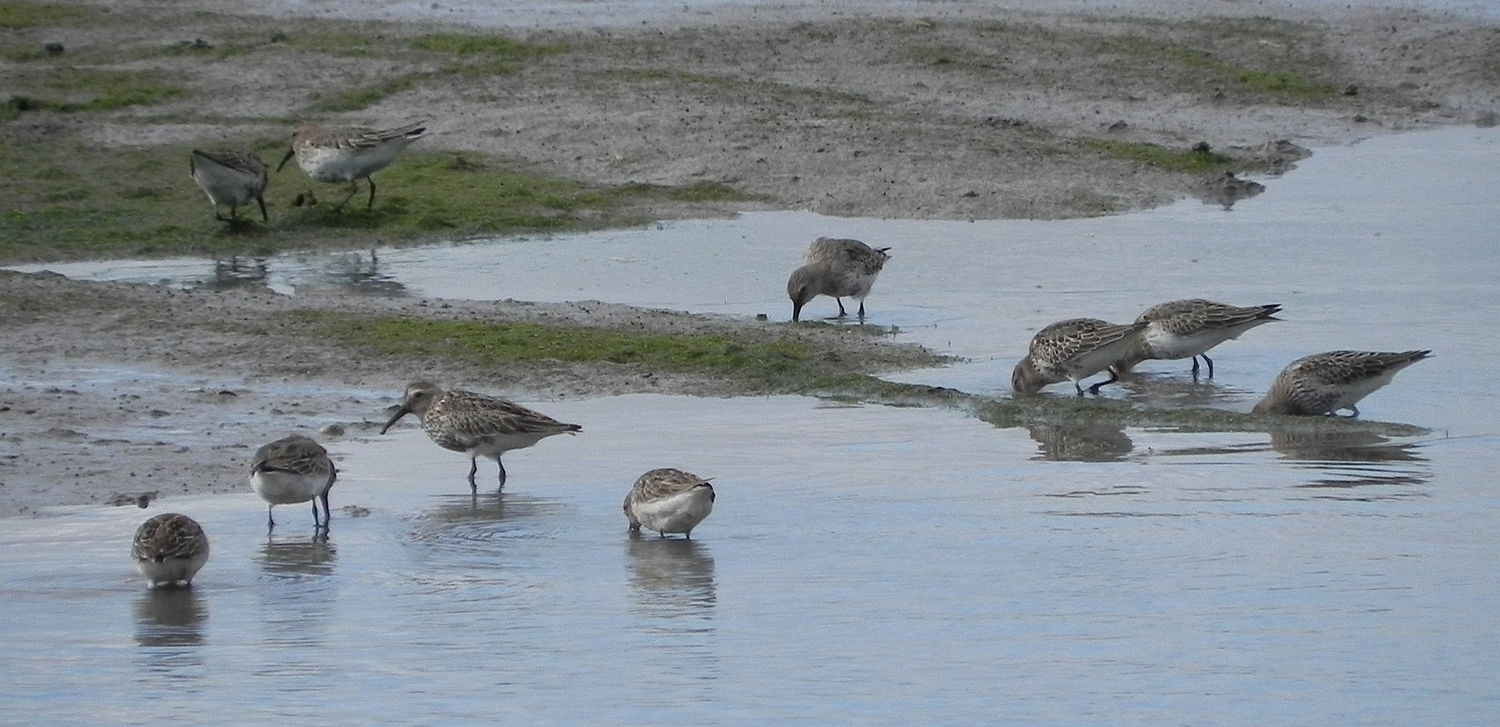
[2,0,1497,516]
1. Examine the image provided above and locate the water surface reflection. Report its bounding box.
[626,536,717,618]
[133,588,207,649]
[1026,421,1133,462]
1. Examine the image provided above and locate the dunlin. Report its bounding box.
[131,513,210,589]
[189,149,269,223]
[1252,349,1431,417]
[276,121,427,211]
[1012,317,1148,395]
[380,382,582,492]
[1115,298,1283,378]
[787,236,891,322]
[624,468,716,539]
[249,434,337,530]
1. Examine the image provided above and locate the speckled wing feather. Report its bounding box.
[191,149,268,180]
[803,237,888,270]
[132,513,209,563]
[629,468,713,503]
[1137,299,1282,334]
[1031,318,1145,367]
[426,390,582,450]
[309,122,428,152]
[250,435,337,486]
[1288,350,1431,386]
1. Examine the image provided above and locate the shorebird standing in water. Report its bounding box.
[249,435,337,530]
[380,382,582,492]
[189,149,269,224]
[786,236,891,322]
[1114,298,1283,378]
[1012,318,1149,395]
[623,468,716,539]
[276,121,428,211]
[131,513,210,589]
[1252,349,1430,417]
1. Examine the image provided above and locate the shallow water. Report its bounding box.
[5,127,1500,723]
[4,396,1495,724]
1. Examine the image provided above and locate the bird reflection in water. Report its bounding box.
[204,255,271,291]
[258,532,337,578]
[626,535,717,618]
[301,249,407,297]
[133,587,207,649]
[1271,428,1431,498]
[1027,421,1134,462]
[1117,373,1250,409]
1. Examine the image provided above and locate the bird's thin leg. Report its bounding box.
[857,300,866,319]
[1191,356,1201,380]
[366,176,377,208]
[333,181,359,211]
[267,505,276,531]
[1203,354,1215,379]
[1074,381,1086,396]
[256,195,268,223]
[835,298,847,317]
[468,457,479,493]
[1087,369,1120,395]
[310,500,319,527]
[497,459,508,491]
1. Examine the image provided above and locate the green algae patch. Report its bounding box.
[292,312,945,395]
[3,68,186,119]
[0,133,753,263]
[0,2,96,29]
[410,33,566,59]
[1074,138,1234,174]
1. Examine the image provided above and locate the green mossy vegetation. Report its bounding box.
[1075,138,1234,174]
[293,313,939,393]
[0,136,755,262]
[0,1,96,29]
[2,68,186,119]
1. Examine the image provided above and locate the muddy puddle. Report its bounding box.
[5,126,1500,722]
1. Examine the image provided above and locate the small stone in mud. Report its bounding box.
[107,491,157,507]
[756,313,769,321]
[43,42,65,56]
[318,423,346,437]
[341,505,372,517]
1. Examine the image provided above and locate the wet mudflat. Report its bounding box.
[3,126,1499,723]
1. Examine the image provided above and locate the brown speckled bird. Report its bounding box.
[249,435,337,530]
[276,121,428,211]
[623,468,716,539]
[189,149,269,223]
[131,513,210,589]
[1012,317,1148,395]
[1114,299,1283,378]
[380,382,581,492]
[1252,349,1430,417]
[786,237,891,322]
